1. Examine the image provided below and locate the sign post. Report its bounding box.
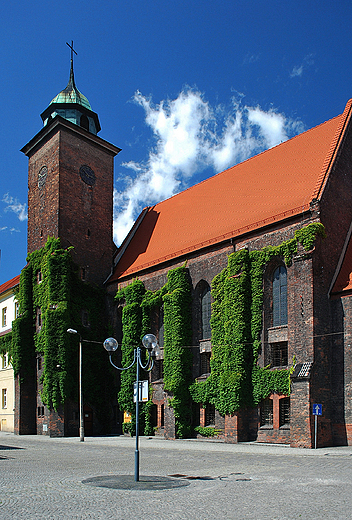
[312,403,322,449]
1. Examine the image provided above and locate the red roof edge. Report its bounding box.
[115,203,311,280]
[311,99,352,202]
[0,274,20,295]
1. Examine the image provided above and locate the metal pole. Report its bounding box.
[79,338,84,442]
[135,347,140,481]
[314,414,317,449]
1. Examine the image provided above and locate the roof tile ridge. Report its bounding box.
[153,115,342,210]
[310,99,352,202]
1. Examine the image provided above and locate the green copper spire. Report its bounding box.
[41,41,100,134]
[49,56,92,110]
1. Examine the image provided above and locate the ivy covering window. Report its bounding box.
[273,266,287,326]
[158,306,164,348]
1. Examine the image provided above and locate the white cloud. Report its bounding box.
[290,65,304,78]
[0,226,7,232]
[2,193,27,221]
[113,89,303,245]
[290,54,315,78]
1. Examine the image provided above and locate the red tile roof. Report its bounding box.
[111,100,352,282]
[0,275,20,296]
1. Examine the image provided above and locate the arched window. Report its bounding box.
[273,266,287,326]
[201,283,211,340]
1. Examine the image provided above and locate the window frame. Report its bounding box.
[273,265,287,327]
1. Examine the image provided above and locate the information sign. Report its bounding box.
[133,380,149,403]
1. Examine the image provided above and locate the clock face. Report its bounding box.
[79,165,96,186]
[38,166,48,189]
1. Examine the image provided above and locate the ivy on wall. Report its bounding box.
[114,222,325,437]
[190,223,326,414]
[115,265,193,438]
[0,332,12,358]
[10,237,112,427]
[162,266,193,438]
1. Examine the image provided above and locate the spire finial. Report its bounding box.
[66,40,77,87]
[66,40,77,63]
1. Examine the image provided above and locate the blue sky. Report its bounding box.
[1,0,352,284]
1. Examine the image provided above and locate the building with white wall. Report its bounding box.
[0,275,20,432]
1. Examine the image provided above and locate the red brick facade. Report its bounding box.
[22,117,120,286]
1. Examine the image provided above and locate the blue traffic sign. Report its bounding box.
[313,404,322,416]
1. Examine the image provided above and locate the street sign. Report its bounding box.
[133,380,149,403]
[313,404,322,416]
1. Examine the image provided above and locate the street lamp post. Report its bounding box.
[103,334,159,482]
[67,328,102,442]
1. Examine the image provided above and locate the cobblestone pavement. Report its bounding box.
[1,432,352,519]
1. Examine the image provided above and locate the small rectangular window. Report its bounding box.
[160,404,164,427]
[2,389,7,409]
[271,342,288,367]
[37,406,45,417]
[2,354,8,369]
[200,352,211,375]
[279,397,290,426]
[260,398,273,426]
[2,307,7,327]
[205,404,215,426]
[14,301,19,318]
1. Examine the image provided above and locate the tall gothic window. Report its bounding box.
[273,266,287,326]
[201,283,211,340]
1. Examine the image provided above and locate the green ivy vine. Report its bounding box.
[115,264,193,438]
[190,222,326,414]
[10,237,113,428]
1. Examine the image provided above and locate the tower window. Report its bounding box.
[87,229,91,238]
[80,115,89,131]
[36,308,42,333]
[273,266,287,326]
[82,310,89,328]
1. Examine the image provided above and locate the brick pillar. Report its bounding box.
[164,392,175,439]
[290,379,312,448]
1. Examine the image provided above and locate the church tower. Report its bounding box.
[21,46,120,286]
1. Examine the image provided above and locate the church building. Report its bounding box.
[2,51,352,447]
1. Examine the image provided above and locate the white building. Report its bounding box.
[0,275,20,432]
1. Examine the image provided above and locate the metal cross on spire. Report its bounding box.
[66,40,77,63]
